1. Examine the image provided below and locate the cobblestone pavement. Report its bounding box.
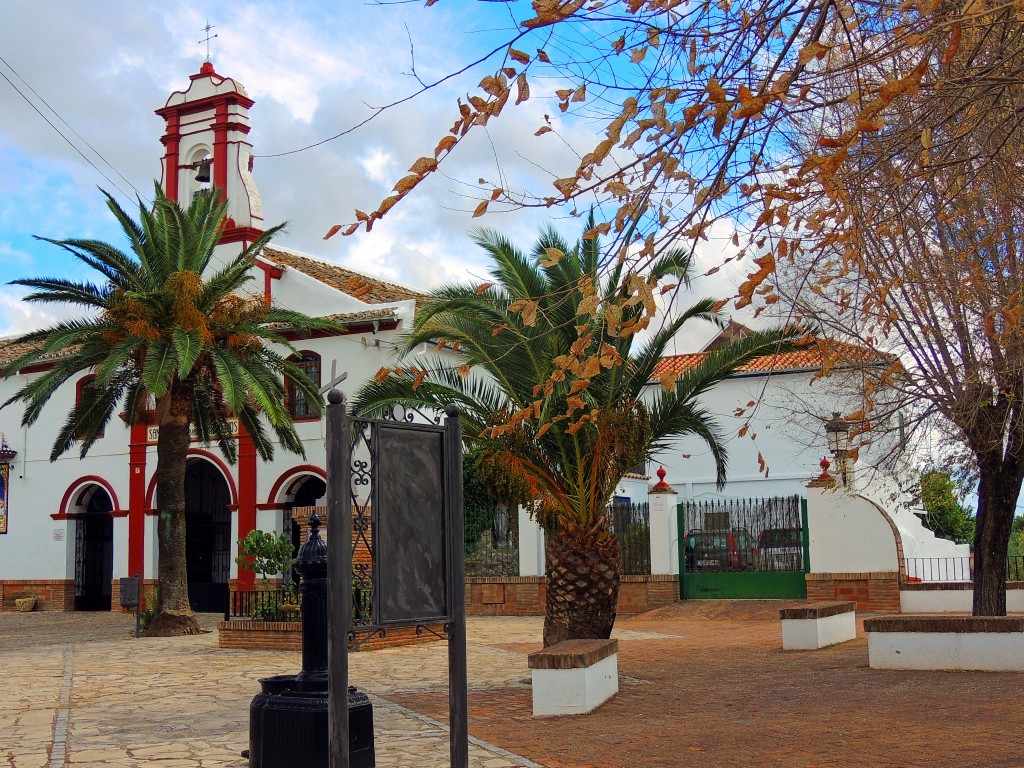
[4,603,1024,767]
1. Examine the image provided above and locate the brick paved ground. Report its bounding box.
[391,601,1024,768]
[4,602,1024,767]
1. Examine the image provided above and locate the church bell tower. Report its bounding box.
[155,61,264,245]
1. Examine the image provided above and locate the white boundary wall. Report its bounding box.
[901,587,1024,613]
[869,630,1024,671]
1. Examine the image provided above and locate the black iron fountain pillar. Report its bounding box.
[248,512,375,768]
[294,511,328,691]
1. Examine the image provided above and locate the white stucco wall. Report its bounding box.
[805,486,899,574]
[901,588,1024,613]
[645,370,864,502]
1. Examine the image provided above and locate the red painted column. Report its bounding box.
[127,420,149,578]
[236,422,258,591]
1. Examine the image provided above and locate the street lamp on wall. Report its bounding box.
[824,412,850,486]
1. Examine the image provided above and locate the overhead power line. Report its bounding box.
[0,54,144,203]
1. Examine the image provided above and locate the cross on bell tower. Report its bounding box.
[198,21,218,62]
[155,53,264,248]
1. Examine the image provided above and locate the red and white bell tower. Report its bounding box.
[155,61,264,245]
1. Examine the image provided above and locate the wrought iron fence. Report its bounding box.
[464,505,519,577]
[608,502,651,575]
[681,495,803,573]
[904,555,1024,583]
[229,588,301,621]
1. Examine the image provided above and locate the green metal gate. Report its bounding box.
[678,496,810,599]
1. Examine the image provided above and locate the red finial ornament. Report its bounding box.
[817,456,832,482]
[653,466,671,490]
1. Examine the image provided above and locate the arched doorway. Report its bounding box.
[184,459,231,614]
[74,486,114,611]
[283,475,326,576]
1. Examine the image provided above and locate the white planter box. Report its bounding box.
[780,601,856,650]
[528,639,618,716]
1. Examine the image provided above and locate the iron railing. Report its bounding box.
[904,555,1024,583]
[609,502,652,575]
[465,505,519,577]
[229,588,301,621]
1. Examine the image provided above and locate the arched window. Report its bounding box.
[76,376,104,439]
[285,352,321,420]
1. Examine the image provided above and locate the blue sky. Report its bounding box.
[0,2,751,347]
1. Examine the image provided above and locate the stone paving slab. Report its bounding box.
[0,613,537,768]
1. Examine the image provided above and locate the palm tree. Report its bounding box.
[353,221,803,645]
[1,186,334,635]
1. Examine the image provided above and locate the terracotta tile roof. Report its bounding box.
[1,308,400,366]
[651,338,892,381]
[0,337,77,368]
[262,247,426,305]
[262,307,399,331]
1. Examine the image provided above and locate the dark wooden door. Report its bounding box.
[185,460,231,614]
[75,490,113,611]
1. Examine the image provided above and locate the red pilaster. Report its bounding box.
[213,102,229,203]
[161,112,181,202]
[128,420,149,577]
[236,422,258,590]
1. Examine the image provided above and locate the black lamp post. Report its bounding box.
[824,412,850,486]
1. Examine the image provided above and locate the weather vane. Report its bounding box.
[198,21,218,62]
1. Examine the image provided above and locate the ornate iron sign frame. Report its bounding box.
[326,391,468,768]
[0,462,8,535]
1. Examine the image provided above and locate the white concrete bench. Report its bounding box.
[527,638,618,716]
[780,601,857,650]
[865,615,1024,671]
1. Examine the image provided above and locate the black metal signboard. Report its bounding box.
[375,425,449,624]
[119,572,142,637]
[326,393,467,768]
[119,575,140,609]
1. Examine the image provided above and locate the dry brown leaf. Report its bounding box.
[473,200,489,218]
[435,136,458,159]
[540,247,565,267]
[516,73,530,105]
[409,156,438,175]
[394,174,421,195]
[798,41,830,65]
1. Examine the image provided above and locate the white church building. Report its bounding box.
[0,62,426,613]
[0,63,968,616]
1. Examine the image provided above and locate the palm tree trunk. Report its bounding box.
[146,387,201,636]
[543,525,621,647]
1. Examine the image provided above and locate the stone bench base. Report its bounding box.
[865,616,1024,671]
[780,601,856,650]
[527,639,618,716]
